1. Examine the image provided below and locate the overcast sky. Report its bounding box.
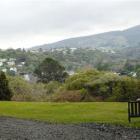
[0,0,140,49]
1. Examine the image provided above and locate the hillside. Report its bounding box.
[31,25,140,50]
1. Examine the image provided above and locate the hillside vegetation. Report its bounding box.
[0,47,139,77]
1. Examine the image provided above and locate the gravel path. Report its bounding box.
[0,117,139,140]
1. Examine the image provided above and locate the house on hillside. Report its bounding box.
[9,58,16,61]
[19,72,37,82]
[0,59,7,62]
[7,61,15,66]
[67,71,75,75]
[10,67,17,73]
[2,68,7,73]
[0,62,3,66]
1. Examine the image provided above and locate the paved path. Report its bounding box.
[0,117,139,140]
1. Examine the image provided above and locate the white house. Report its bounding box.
[9,58,16,61]
[24,74,30,81]
[17,64,23,67]
[130,72,137,77]
[67,71,75,75]
[10,67,17,73]
[70,48,77,52]
[21,62,25,65]
[0,59,7,62]
[0,62,3,66]
[2,68,7,73]
[7,61,15,66]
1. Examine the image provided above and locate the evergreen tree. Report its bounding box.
[34,58,68,83]
[0,72,12,100]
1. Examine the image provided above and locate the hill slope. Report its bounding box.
[31,25,140,50]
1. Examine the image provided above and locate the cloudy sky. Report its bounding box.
[0,0,140,49]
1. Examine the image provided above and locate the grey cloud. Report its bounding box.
[0,0,140,48]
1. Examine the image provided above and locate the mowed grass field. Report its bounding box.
[0,102,140,127]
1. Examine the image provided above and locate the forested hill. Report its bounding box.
[31,25,140,50]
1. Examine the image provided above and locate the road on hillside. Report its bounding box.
[0,117,139,140]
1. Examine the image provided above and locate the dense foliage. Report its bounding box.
[0,72,12,100]
[54,69,140,102]
[34,58,68,83]
[6,69,140,102]
[8,76,61,101]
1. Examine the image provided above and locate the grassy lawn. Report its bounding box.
[0,102,139,127]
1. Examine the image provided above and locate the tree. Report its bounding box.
[0,72,12,100]
[137,68,140,78]
[34,58,68,83]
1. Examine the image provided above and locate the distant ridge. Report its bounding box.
[30,25,140,50]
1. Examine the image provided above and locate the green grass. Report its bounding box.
[0,102,139,127]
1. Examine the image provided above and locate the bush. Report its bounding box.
[7,69,140,102]
[63,69,140,102]
[65,69,102,90]
[8,76,48,101]
[8,76,62,101]
[8,76,33,101]
[85,74,140,101]
[51,88,94,102]
[44,81,61,95]
[52,90,85,102]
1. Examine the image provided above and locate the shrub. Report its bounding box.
[64,69,140,102]
[8,76,47,101]
[86,74,140,101]
[65,69,103,90]
[8,76,33,101]
[52,90,85,102]
[7,69,140,102]
[8,76,62,101]
[44,81,61,94]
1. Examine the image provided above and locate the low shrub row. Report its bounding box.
[1,69,139,102]
[53,69,140,102]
